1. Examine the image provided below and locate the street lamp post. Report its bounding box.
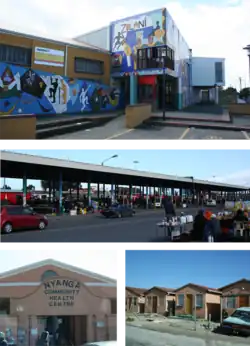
[101,154,118,166]
[162,58,166,120]
[133,161,139,196]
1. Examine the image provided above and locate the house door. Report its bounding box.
[239,295,249,307]
[186,294,193,315]
[201,90,209,102]
[152,296,157,313]
[139,303,145,313]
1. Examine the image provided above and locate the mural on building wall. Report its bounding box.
[0,63,121,116]
[111,9,166,73]
[166,9,191,108]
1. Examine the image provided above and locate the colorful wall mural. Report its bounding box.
[111,9,166,73]
[0,63,121,116]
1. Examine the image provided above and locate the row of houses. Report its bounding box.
[126,278,250,322]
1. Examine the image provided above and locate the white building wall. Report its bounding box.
[74,26,110,51]
[192,57,225,87]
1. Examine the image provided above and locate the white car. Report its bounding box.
[205,199,216,206]
[83,342,117,346]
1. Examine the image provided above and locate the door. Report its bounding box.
[239,295,249,307]
[7,206,25,228]
[186,294,193,315]
[152,296,157,313]
[201,90,209,102]
[21,207,38,228]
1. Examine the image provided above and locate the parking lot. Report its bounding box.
[1,208,199,243]
[50,115,250,140]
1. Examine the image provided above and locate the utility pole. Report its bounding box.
[239,77,242,91]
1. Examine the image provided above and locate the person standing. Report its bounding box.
[163,196,176,218]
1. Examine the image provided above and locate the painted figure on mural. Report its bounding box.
[79,84,90,111]
[49,77,59,103]
[122,40,132,68]
[113,32,125,51]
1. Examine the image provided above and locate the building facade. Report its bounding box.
[144,286,175,315]
[175,283,221,321]
[219,279,250,317]
[0,259,116,345]
[78,8,225,111]
[0,29,121,116]
[125,287,146,313]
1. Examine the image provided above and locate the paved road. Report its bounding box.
[126,325,250,346]
[1,207,207,243]
[49,115,249,140]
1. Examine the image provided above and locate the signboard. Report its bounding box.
[34,47,65,67]
[43,278,80,307]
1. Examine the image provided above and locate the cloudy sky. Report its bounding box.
[1,0,250,88]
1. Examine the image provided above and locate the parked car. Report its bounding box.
[221,307,250,336]
[83,342,117,346]
[101,204,134,218]
[1,205,48,234]
[205,199,217,207]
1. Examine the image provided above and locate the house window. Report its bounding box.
[110,298,117,314]
[177,294,184,306]
[196,294,203,308]
[226,297,236,309]
[133,297,137,305]
[215,62,223,83]
[0,43,32,66]
[0,298,10,315]
[74,57,104,74]
[147,296,152,305]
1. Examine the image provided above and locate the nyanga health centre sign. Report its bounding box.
[43,279,81,307]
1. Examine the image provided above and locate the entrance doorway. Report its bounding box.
[158,76,176,110]
[37,315,87,346]
[201,90,210,102]
[239,295,249,307]
[138,303,145,313]
[186,294,193,315]
[152,296,157,313]
[207,303,220,322]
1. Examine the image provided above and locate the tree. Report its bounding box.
[41,180,82,192]
[239,87,250,101]
[1,184,11,190]
[27,184,35,191]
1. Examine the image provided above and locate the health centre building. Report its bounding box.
[76,8,226,110]
[0,259,116,345]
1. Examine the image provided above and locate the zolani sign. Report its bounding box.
[43,279,81,307]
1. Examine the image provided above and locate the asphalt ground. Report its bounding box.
[48,115,250,140]
[126,324,250,346]
[1,207,214,243]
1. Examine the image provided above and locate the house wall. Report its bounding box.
[145,289,167,314]
[165,10,192,109]
[175,286,206,319]
[125,289,138,313]
[221,281,250,316]
[110,8,166,74]
[0,264,116,345]
[192,57,225,87]
[74,26,111,51]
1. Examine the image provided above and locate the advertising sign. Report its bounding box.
[43,278,80,307]
[34,47,65,67]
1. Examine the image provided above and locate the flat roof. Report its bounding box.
[0,28,109,54]
[1,151,248,191]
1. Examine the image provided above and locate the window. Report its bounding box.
[6,207,22,215]
[215,62,223,83]
[177,294,184,306]
[110,298,117,314]
[41,270,58,281]
[226,297,236,309]
[196,294,203,308]
[137,45,174,70]
[231,309,250,323]
[133,297,137,306]
[74,57,104,74]
[0,44,32,66]
[147,296,152,305]
[0,298,10,315]
[22,207,33,215]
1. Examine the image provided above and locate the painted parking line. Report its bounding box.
[241,131,250,140]
[105,128,134,139]
[179,127,190,140]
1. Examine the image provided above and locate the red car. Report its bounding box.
[1,205,48,234]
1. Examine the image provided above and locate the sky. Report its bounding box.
[1,149,250,189]
[126,250,250,289]
[0,250,117,279]
[1,0,250,88]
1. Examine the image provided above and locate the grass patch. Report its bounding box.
[126,317,135,322]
